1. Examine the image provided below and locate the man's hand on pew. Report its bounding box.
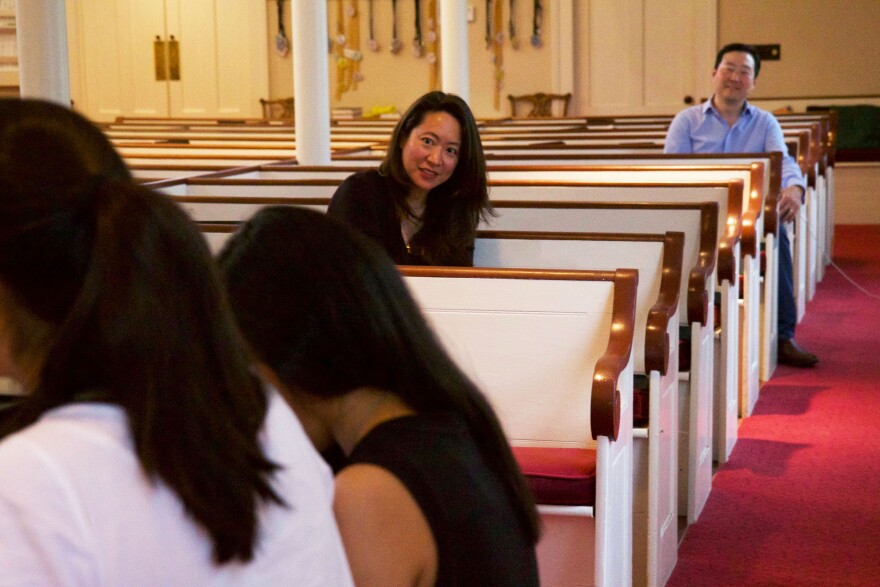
[778,185,804,224]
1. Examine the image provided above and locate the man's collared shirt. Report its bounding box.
[664,97,806,190]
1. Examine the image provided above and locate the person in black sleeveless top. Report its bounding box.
[218,206,540,586]
[328,91,493,267]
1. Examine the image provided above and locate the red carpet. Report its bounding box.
[667,225,880,587]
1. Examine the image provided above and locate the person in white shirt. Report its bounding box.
[0,98,354,587]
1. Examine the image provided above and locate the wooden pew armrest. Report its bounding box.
[685,202,718,326]
[645,232,684,375]
[764,152,783,237]
[591,269,638,441]
[718,180,744,284]
[741,207,760,259]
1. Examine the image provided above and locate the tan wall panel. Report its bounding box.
[269,0,555,119]
[267,1,880,115]
[834,164,880,225]
[719,0,880,99]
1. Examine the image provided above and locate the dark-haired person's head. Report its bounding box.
[378,91,491,265]
[218,206,461,409]
[714,43,761,79]
[0,99,132,390]
[217,206,539,543]
[382,91,486,197]
[0,98,280,564]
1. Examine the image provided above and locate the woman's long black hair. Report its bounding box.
[380,91,493,265]
[218,206,540,544]
[0,99,282,563]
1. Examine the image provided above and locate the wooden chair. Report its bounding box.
[508,92,572,118]
[259,97,294,120]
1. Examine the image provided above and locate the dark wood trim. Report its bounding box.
[484,142,663,152]
[174,195,330,206]
[485,200,719,328]
[399,265,617,282]
[722,180,746,279]
[122,152,293,160]
[129,163,245,172]
[489,179,737,189]
[644,232,684,376]
[260,164,378,173]
[197,222,238,233]
[476,230,665,243]
[753,94,880,100]
[787,130,811,175]
[591,268,639,441]
[187,177,343,186]
[182,164,265,179]
[690,202,719,327]
[764,152,782,237]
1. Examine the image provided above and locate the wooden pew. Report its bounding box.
[482,115,829,302]
[167,174,735,463]
[110,111,830,288]
[480,170,759,422]
[120,111,827,380]
[477,204,723,524]
[401,266,637,587]
[472,231,682,587]
[196,199,722,527]
[786,133,812,325]
[150,165,754,428]
[242,151,783,384]
[153,155,779,398]
[311,150,784,385]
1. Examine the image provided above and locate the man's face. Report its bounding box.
[712,51,756,106]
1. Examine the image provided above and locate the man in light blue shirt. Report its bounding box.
[665,42,818,368]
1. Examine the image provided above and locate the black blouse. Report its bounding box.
[327,170,474,266]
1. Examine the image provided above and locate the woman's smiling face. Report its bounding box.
[400,111,462,200]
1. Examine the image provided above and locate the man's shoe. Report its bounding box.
[778,338,819,368]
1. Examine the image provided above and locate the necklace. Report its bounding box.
[401,215,422,254]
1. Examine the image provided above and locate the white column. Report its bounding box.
[550,0,575,96]
[292,0,331,165]
[439,0,469,102]
[14,0,70,106]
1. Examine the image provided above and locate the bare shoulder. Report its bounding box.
[334,463,437,587]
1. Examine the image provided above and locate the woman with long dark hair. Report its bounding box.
[328,91,493,266]
[0,99,353,586]
[218,206,539,586]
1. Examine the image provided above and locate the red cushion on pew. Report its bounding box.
[512,446,597,506]
[679,336,691,371]
[633,388,649,427]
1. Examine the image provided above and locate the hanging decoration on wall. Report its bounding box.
[367,0,379,52]
[425,0,439,90]
[493,0,505,110]
[390,0,403,54]
[508,0,519,50]
[413,0,425,58]
[531,0,543,48]
[335,0,363,99]
[485,0,492,49]
[274,0,290,57]
[347,2,364,85]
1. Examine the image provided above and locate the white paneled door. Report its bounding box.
[574,0,718,115]
[67,0,268,121]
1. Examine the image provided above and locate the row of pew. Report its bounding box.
[2,110,836,587]
[132,111,833,587]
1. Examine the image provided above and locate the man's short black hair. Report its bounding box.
[715,43,761,79]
